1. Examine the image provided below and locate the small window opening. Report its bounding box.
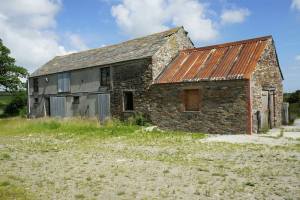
[33,78,39,92]
[73,96,80,104]
[184,89,200,111]
[34,98,39,104]
[123,91,133,111]
[100,67,110,87]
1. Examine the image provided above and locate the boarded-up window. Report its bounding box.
[58,72,70,93]
[123,91,133,111]
[100,67,110,87]
[184,89,200,111]
[33,78,39,92]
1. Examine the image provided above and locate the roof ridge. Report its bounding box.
[183,35,272,52]
[56,26,182,59]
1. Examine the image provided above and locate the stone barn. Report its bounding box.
[28,27,283,134]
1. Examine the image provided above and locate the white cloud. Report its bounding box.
[0,0,87,73]
[66,33,88,51]
[221,8,250,24]
[296,55,300,61]
[291,0,300,11]
[111,0,218,42]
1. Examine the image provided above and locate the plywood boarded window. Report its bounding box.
[184,89,201,111]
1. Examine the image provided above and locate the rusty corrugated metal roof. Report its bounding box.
[156,36,271,84]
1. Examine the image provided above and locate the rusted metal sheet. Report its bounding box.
[156,36,270,83]
[197,47,228,80]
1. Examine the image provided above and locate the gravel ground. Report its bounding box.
[0,122,299,199]
[203,119,300,146]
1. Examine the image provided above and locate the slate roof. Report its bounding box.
[156,36,277,84]
[31,27,182,77]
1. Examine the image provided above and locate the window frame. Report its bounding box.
[123,91,134,112]
[183,89,201,112]
[57,72,70,93]
[33,78,39,93]
[73,96,80,104]
[100,67,111,87]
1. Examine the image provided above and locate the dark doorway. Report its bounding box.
[45,97,51,116]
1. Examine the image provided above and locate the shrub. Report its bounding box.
[2,91,27,117]
[127,112,150,126]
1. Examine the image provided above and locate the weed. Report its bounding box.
[99,174,105,178]
[197,167,209,172]
[0,181,10,186]
[0,153,11,160]
[245,182,255,187]
[117,191,125,196]
[75,194,85,199]
[0,178,34,200]
[212,172,227,177]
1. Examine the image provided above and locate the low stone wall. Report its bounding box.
[149,80,249,134]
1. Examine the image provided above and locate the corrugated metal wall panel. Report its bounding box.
[50,96,65,117]
[58,72,70,92]
[98,94,110,121]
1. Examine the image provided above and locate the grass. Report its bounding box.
[0,117,206,142]
[0,153,11,160]
[0,176,34,200]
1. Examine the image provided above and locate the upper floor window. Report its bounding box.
[100,67,110,87]
[183,89,201,111]
[58,72,70,93]
[33,78,39,92]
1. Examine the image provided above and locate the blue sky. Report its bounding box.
[0,0,299,92]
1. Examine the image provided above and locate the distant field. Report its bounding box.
[0,118,299,199]
[0,94,14,115]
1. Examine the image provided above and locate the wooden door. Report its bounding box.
[261,91,269,130]
[98,94,110,121]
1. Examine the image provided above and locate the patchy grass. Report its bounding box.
[0,153,11,160]
[0,117,204,140]
[0,117,299,199]
[0,176,34,200]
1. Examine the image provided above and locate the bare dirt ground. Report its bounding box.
[0,120,299,199]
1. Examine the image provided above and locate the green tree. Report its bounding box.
[287,90,300,104]
[0,39,28,92]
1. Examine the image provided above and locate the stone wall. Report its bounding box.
[149,80,248,134]
[28,58,153,118]
[250,39,283,133]
[152,27,194,80]
[110,58,153,119]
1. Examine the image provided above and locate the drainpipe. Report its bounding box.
[27,76,30,118]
